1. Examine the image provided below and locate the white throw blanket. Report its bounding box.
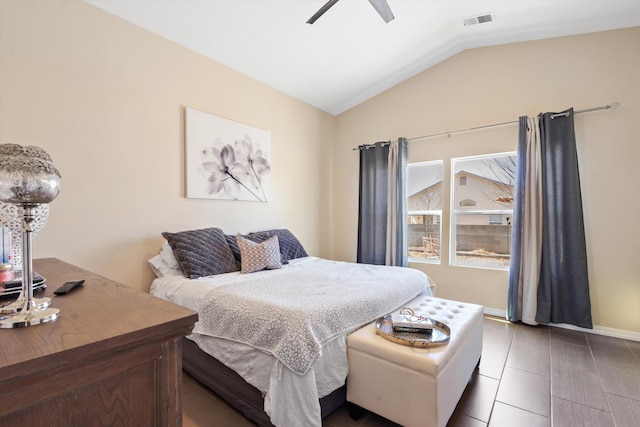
[195,257,429,376]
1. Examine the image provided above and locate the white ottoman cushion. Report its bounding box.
[346,295,483,427]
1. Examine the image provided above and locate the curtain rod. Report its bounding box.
[406,102,620,143]
[353,102,620,150]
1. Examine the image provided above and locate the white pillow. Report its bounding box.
[148,242,183,277]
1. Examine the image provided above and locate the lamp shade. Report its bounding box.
[0,143,61,204]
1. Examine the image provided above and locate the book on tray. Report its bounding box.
[390,313,434,334]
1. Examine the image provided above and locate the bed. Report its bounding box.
[148,227,434,427]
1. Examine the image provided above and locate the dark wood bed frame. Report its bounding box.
[181,337,347,426]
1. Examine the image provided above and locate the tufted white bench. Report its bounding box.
[346,295,483,427]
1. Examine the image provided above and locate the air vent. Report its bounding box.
[462,13,494,26]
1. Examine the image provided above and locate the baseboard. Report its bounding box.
[483,307,506,318]
[482,307,640,342]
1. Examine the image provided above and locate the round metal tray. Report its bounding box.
[375,314,450,348]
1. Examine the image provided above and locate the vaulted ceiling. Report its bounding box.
[86,0,640,115]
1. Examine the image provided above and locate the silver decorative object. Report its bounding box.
[0,143,61,328]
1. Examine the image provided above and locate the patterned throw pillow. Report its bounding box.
[225,231,272,270]
[162,227,238,278]
[236,235,282,274]
[226,228,308,268]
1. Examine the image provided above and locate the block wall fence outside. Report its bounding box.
[409,224,511,255]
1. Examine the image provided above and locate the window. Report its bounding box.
[407,161,442,263]
[451,152,516,269]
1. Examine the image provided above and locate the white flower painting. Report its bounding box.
[185,107,271,202]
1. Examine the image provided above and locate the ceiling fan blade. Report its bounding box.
[368,0,395,23]
[306,0,341,24]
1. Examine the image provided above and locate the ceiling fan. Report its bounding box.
[306,0,395,24]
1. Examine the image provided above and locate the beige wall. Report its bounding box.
[0,1,335,292]
[333,27,640,334]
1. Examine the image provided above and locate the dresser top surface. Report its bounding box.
[0,258,197,374]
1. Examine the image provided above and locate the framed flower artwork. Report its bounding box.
[185,107,271,202]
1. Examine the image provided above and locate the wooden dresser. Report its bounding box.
[0,258,198,426]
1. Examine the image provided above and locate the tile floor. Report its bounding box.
[182,316,640,426]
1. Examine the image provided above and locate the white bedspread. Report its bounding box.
[150,257,433,427]
[196,256,428,376]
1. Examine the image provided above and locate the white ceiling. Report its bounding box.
[85,0,640,115]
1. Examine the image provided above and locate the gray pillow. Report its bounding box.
[162,227,238,278]
[269,229,308,262]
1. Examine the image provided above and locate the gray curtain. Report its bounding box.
[357,139,407,266]
[508,116,543,325]
[508,108,592,329]
[536,109,592,328]
[386,138,408,267]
